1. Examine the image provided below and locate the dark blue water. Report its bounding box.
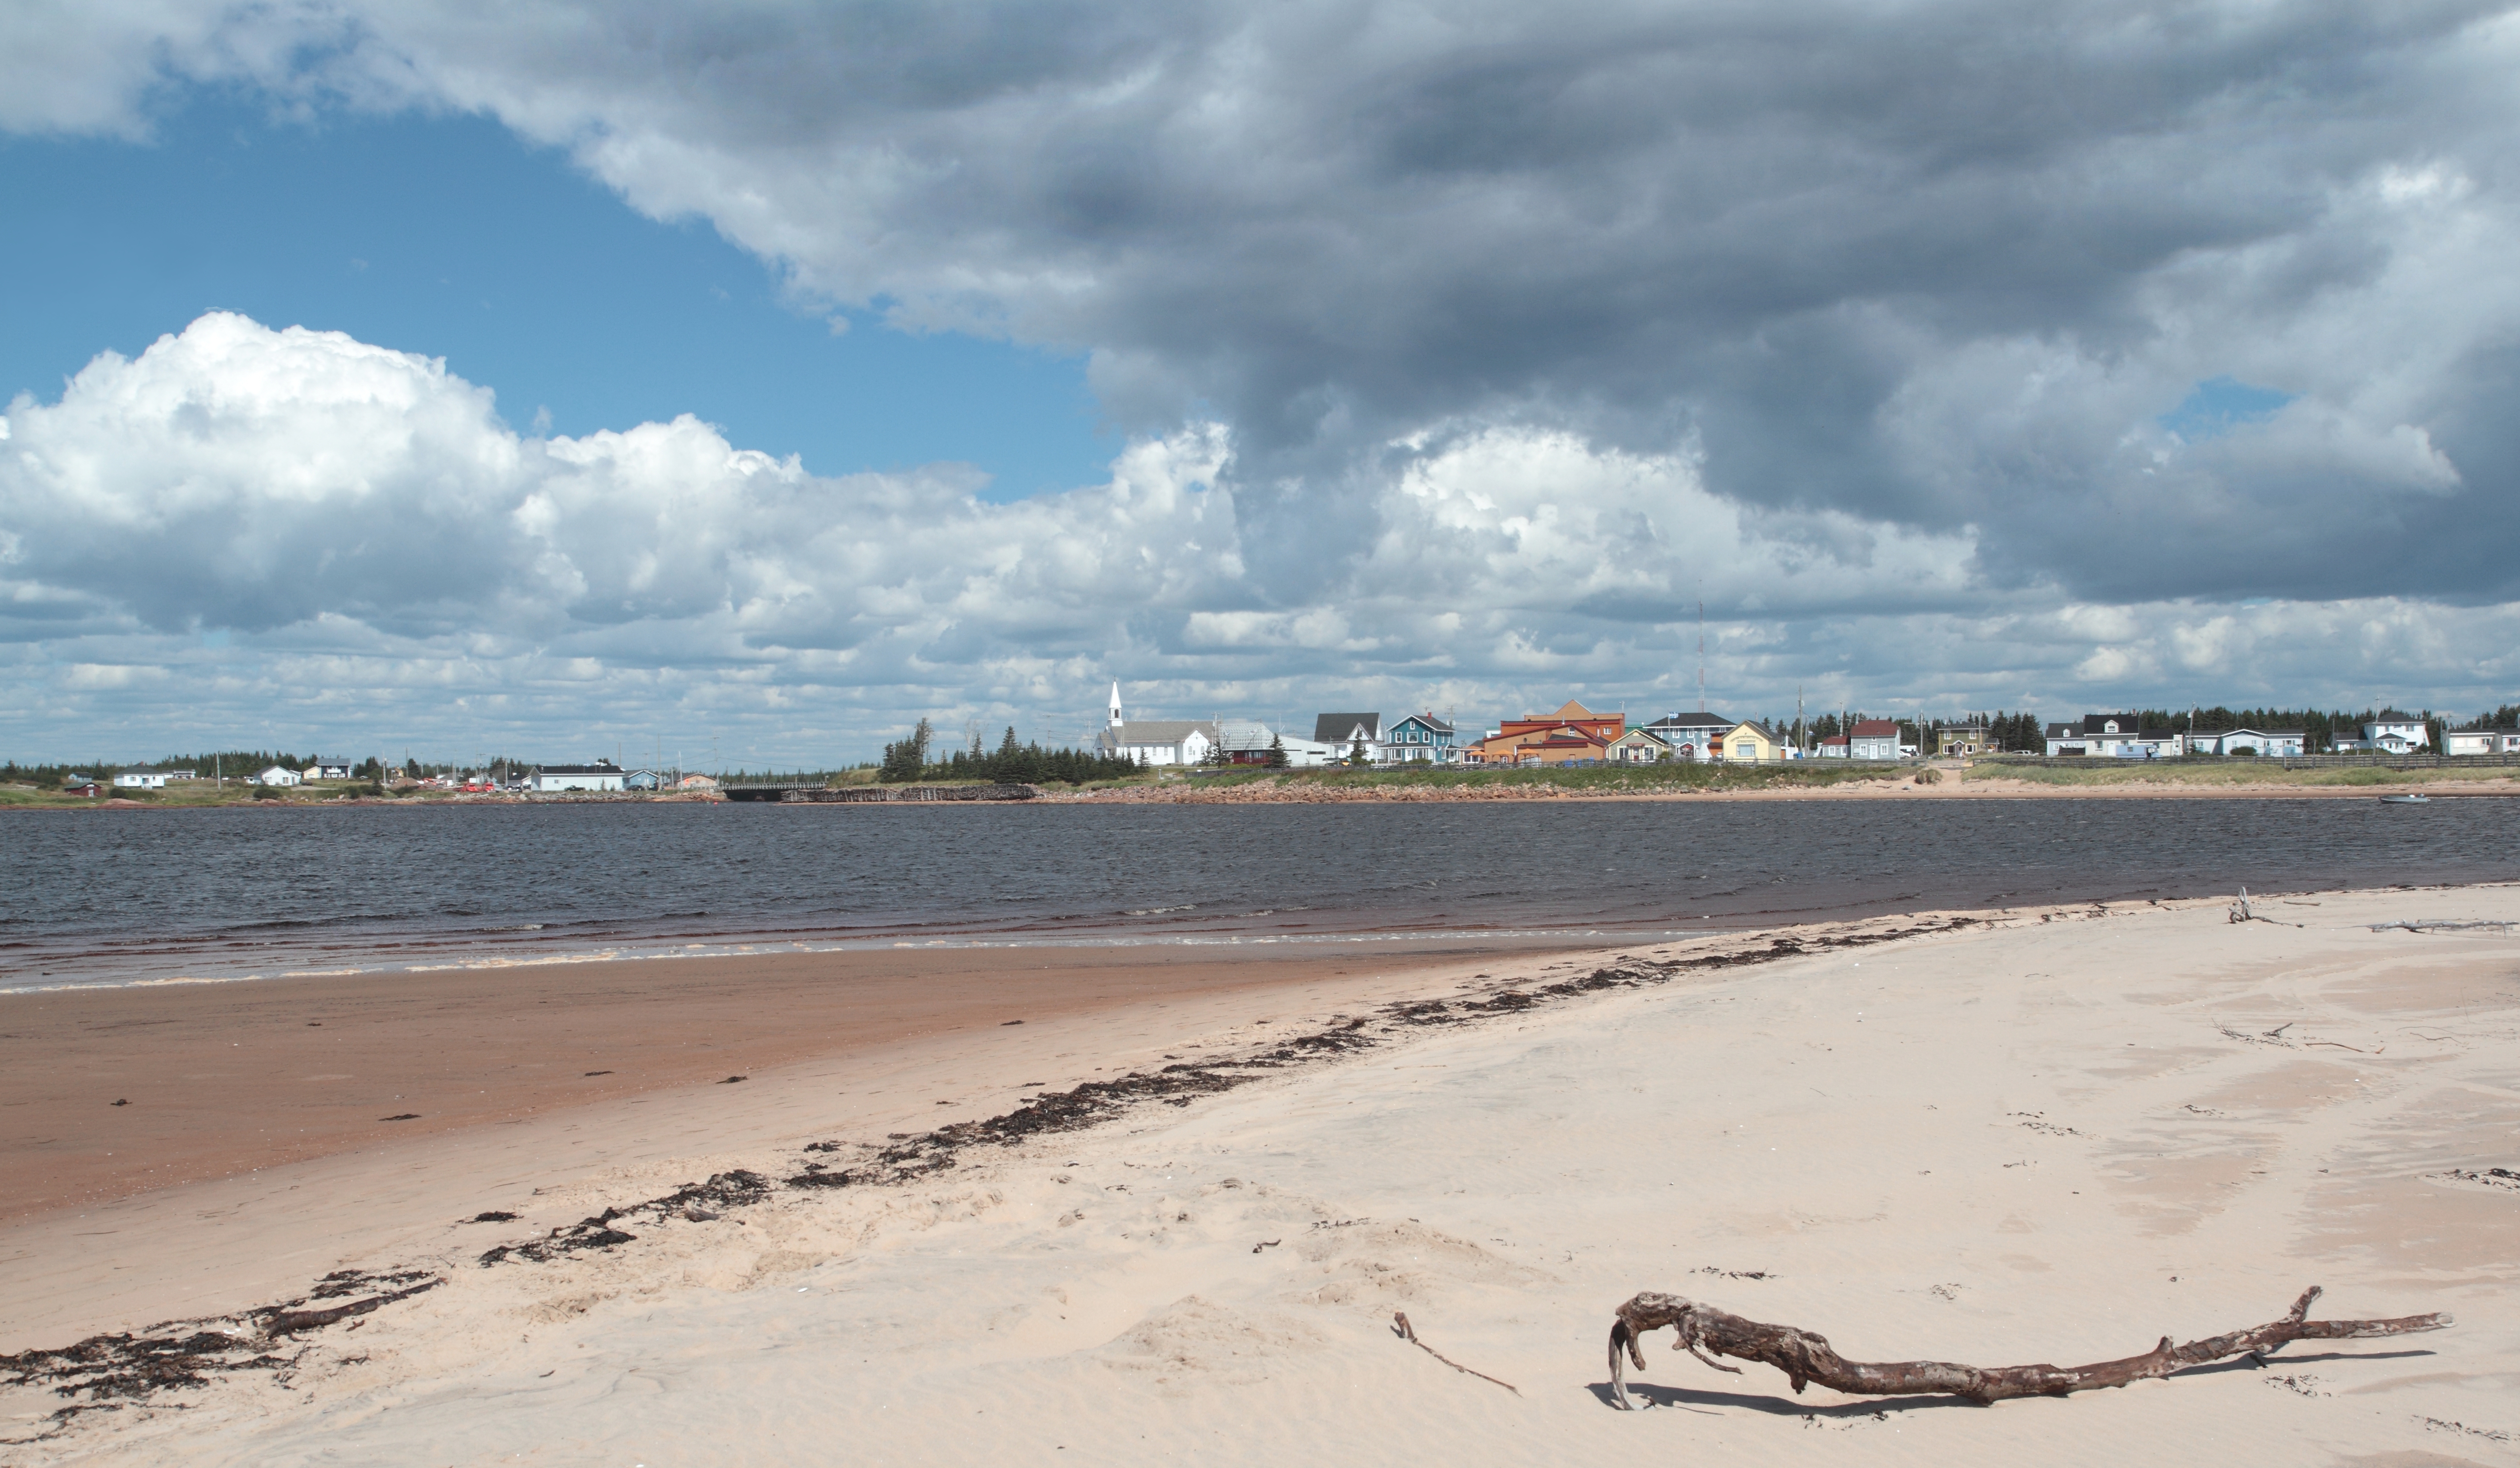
[3,796,2513,990]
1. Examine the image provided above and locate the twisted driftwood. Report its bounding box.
[1607,1286,2447,1410]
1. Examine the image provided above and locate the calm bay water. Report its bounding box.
[3,796,2514,991]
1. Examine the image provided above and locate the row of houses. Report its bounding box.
[101,758,357,790]
[2036,712,2515,758]
[76,758,727,794]
[1092,687,1909,768]
[1092,686,2520,771]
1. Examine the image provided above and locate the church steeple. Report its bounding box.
[1108,681,1125,729]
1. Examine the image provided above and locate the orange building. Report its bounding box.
[1466,700,1626,766]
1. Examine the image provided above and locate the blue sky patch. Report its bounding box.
[2158,376,2295,442]
[0,93,1114,501]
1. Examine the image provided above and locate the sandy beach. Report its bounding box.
[5,887,2516,1464]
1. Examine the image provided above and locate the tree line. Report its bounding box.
[0,750,330,788]
[878,719,1146,784]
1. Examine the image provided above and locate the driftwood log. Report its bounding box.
[1607,1286,2447,1410]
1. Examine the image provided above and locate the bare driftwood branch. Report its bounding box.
[2228,887,2303,928]
[1606,1286,2447,1410]
[1393,1312,1519,1394]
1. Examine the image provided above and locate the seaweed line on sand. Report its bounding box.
[6,914,1976,1438]
[771,920,1971,1196]
[0,1270,441,1443]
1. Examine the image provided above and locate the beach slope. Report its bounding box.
[6,888,2515,1464]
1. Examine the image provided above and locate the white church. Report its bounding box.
[1094,684,1218,766]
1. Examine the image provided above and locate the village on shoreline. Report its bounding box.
[10,686,2520,809]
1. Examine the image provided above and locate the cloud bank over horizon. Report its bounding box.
[4,1,2519,756]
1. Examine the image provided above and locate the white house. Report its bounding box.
[530,760,628,792]
[113,768,171,789]
[1595,728,1667,764]
[1641,711,1732,762]
[2360,716,2430,754]
[2445,728,2520,756]
[301,757,355,780]
[1816,735,1850,758]
[1095,684,1216,766]
[2184,728,2305,758]
[1104,722,1216,765]
[2044,714,2178,758]
[1312,712,1385,764]
[254,765,303,786]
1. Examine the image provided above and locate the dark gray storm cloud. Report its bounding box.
[249,0,2514,604]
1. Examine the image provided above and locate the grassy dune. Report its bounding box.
[0,780,419,808]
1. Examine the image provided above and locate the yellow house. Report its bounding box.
[1721,720,1786,762]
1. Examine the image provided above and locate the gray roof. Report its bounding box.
[1390,711,1454,734]
[2051,716,2170,738]
[1645,711,1732,728]
[1103,720,1217,748]
[1314,712,1382,744]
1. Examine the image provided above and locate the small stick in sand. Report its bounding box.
[1393,1312,1519,1395]
[1605,1286,2447,1410]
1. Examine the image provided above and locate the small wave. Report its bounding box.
[1122,904,1200,916]
[218,912,410,934]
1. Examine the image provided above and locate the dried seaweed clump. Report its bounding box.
[1,1269,441,1442]
[476,1170,771,1267]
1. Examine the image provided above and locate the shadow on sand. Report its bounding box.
[1584,1346,2438,1414]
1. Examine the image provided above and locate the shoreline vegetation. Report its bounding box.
[8,756,2520,810]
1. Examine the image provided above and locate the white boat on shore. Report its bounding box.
[2378,793,2431,804]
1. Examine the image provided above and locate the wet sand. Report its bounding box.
[2,940,1572,1226]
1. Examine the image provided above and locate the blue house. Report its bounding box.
[1385,712,1457,764]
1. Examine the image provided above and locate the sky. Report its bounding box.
[4,0,2518,768]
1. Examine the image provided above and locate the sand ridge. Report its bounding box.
[4,887,2516,1464]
